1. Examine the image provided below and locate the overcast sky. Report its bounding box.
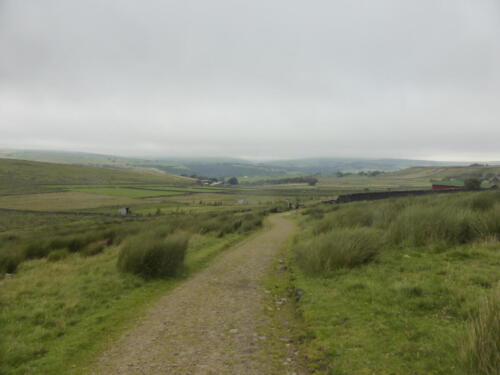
[1,0,499,160]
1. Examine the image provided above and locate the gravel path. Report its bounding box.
[91,213,303,375]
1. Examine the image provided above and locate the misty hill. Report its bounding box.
[391,165,500,180]
[0,158,193,195]
[2,149,498,179]
[259,158,465,174]
[0,150,187,173]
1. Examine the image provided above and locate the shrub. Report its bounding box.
[117,231,189,279]
[465,178,482,191]
[226,177,239,185]
[294,227,384,274]
[461,289,500,375]
[47,248,70,262]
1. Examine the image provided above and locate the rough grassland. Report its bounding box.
[293,242,499,374]
[0,191,136,211]
[291,192,500,374]
[64,187,185,198]
[0,158,193,195]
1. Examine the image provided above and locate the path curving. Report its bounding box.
[91,213,302,375]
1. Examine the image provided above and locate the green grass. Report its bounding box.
[294,227,383,273]
[117,231,189,278]
[317,165,500,194]
[0,221,253,375]
[293,242,499,375]
[0,158,193,195]
[461,289,500,375]
[291,190,500,374]
[67,187,186,198]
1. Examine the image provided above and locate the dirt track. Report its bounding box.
[91,213,304,375]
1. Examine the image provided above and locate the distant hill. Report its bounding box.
[391,165,500,180]
[0,150,290,178]
[0,158,194,195]
[259,158,465,174]
[2,149,499,178]
[0,150,187,173]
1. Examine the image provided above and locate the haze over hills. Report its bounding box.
[2,149,497,179]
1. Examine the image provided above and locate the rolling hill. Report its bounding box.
[2,149,500,179]
[390,165,500,180]
[0,158,194,195]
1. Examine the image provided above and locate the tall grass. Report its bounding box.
[293,190,500,374]
[295,227,384,274]
[386,206,479,247]
[117,231,189,278]
[0,208,267,275]
[295,191,500,277]
[461,289,500,375]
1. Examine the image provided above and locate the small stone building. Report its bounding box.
[118,207,131,216]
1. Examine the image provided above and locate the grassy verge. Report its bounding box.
[293,241,499,374]
[0,232,247,375]
[256,218,309,373]
[291,191,500,374]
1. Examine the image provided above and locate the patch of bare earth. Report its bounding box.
[91,213,306,375]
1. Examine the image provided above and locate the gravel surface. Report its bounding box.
[91,213,304,375]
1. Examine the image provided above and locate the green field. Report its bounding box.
[0,158,194,195]
[317,165,500,193]
[64,187,186,198]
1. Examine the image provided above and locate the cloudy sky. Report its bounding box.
[1,0,499,160]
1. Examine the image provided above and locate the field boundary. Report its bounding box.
[325,188,497,204]
[0,207,139,218]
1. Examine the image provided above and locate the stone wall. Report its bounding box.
[325,188,465,204]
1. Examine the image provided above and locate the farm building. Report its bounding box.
[431,183,464,190]
[118,207,131,216]
[488,176,499,187]
[431,180,494,190]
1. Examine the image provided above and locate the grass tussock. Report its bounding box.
[117,231,189,279]
[386,206,478,247]
[295,227,383,274]
[296,191,500,276]
[461,289,500,375]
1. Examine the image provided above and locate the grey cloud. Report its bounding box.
[1,0,500,160]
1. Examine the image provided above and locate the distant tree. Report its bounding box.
[227,177,239,185]
[307,177,318,186]
[464,178,481,190]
